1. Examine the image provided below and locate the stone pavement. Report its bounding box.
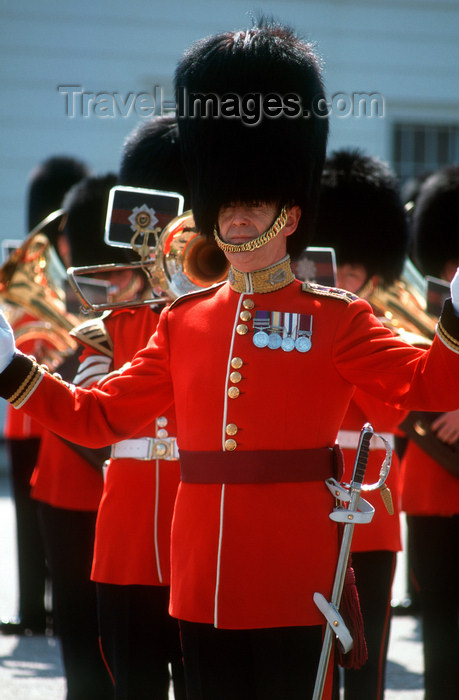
[0,469,424,699]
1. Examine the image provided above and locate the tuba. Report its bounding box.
[0,226,81,368]
[367,259,437,347]
[67,211,229,312]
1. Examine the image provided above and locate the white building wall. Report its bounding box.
[1,0,459,239]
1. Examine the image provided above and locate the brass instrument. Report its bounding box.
[0,229,80,368]
[67,211,229,312]
[367,259,437,347]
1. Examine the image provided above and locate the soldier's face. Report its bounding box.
[217,201,299,272]
[218,201,279,246]
[336,263,368,294]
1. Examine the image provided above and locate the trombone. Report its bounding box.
[67,211,229,312]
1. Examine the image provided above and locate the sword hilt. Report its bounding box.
[352,423,373,486]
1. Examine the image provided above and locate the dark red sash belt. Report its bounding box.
[180,446,343,484]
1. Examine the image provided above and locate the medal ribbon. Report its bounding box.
[253,310,270,331]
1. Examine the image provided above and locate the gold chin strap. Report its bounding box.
[213,206,288,253]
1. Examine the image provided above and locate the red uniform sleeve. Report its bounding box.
[2,293,459,451]
[16,308,174,447]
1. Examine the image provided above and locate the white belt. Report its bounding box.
[110,437,179,461]
[337,430,395,450]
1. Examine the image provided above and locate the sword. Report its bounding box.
[312,422,393,700]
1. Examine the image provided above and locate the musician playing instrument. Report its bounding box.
[0,156,90,638]
[311,149,412,700]
[77,117,188,700]
[400,165,459,700]
[0,20,459,700]
[29,174,125,700]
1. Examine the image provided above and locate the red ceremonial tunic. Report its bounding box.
[4,403,43,440]
[338,389,405,553]
[86,306,180,586]
[30,429,103,511]
[28,314,105,510]
[7,274,459,631]
[401,440,459,517]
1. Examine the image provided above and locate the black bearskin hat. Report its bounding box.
[26,156,91,242]
[314,149,408,286]
[62,173,133,267]
[119,116,190,208]
[412,165,459,278]
[174,18,329,259]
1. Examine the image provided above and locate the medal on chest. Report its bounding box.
[253,310,270,348]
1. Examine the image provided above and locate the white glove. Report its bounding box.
[451,267,459,316]
[0,311,16,373]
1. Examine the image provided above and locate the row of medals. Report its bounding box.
[253,329,312,353]
[238,302,313,353]
[252,311,312,353]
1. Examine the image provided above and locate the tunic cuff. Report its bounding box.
[0,352,44,408]
[437,299,459,354]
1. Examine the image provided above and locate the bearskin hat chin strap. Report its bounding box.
[213,206,288,254]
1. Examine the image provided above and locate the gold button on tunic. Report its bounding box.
[231,357,243,369]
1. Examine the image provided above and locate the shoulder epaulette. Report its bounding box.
[69,312,113,358]
[301,281,359,304]
[169,282,225,310]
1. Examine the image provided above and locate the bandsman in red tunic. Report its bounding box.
[30,173,126,700]
[311,149,411,700]
[400,165,459,700]
[1,155,90,637]
[0,20,459,700]
[77,116,188,700]
[75,303,184,700]
[3,315,50,634]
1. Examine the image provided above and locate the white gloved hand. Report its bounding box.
[0,311,16,373]
[451,267,459,316]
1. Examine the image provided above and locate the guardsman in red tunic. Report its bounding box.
[73,116,188,700]
[1,21,459,700]
[29,173,129,700]
[311,149,412,700]
[75,304,184,700]
[1,155,90,637]
[400,166,459,700]
[2,315,49,634]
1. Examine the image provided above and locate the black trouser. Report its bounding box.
[38,502,113,700]
[97,582,186,700]
[179,620,324,700]
[407,514,459,700]
[341,550,396,700]
[6,438,49,627]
